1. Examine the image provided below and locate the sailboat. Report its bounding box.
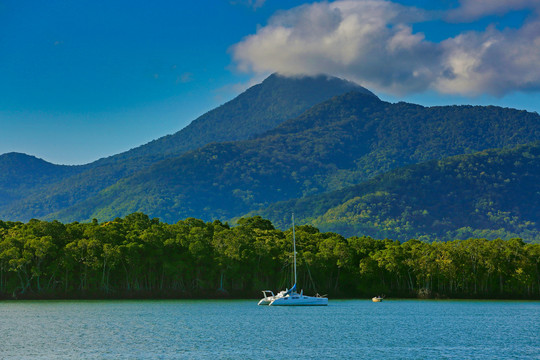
[258,214,328,306]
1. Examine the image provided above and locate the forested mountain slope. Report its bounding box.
[96,73,373,163]
[0,74,367,221]
[48,92,540,225]
[255,143,540,242]
[0,153,81,207]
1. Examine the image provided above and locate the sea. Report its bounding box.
[1,299,538,359]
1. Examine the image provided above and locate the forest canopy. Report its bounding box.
[257,142,540,242]
[0,213,538,300]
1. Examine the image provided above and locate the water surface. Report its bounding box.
[1,299,538,359]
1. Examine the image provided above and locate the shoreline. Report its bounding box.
[2,291,539,301]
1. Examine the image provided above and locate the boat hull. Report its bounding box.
[258,298,273,305]
[269,295,328,306]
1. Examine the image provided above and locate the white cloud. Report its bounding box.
[231,0,540,97]
[233,1,437,94]
[437,21,540,95]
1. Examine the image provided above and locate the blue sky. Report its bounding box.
[1,0,539,165]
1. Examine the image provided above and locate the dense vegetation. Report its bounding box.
[1,214,538,300]
[49,92,540,227]
[256,143,540,242]
[0,74,365,221]
[1,75,539,245]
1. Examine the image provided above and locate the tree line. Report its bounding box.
[0,213,538,299]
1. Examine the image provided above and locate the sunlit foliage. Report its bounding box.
[1,214,538,300]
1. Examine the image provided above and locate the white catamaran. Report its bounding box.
[258,215,328,306]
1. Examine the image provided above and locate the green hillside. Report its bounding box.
[0,153,81,207]
[255,143,540,242]
[49,92,540,227]
[0,74,367,221]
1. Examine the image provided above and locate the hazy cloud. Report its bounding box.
[231,0,540,96]
[213,73,268,103]
[177,72,193,84]
[230,0,266,10]
[446,0,540,22]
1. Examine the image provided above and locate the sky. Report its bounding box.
[1,0,539,165]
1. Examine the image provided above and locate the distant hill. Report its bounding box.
[253,143,540,242]
[46,92,540,226]
[0,153,81,207]
[0,74,369,220]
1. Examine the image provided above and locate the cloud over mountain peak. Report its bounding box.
[232,0,540,97]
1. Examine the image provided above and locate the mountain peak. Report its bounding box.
[262,73,377,99]
[103,73,377,163]
[0,152,78,193]
[0,152,47,165]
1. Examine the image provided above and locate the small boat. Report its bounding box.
[269,285,328,306]
[372,296,384,302]
[258,214,328,306]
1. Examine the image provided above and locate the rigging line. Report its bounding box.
[292,213,297,286]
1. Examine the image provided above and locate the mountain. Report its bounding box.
[253,143,540,242]
[0,153,81,207]
[96,73,374,162]
[46,92,540,226]
[0,74,369,221]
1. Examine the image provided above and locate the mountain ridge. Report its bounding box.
[0,74,369,220]
[89,73,375,166]
[45,91,540,228]
[2,74,539,244]
[0,152,82,207]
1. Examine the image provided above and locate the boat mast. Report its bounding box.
[292,213,297,287]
